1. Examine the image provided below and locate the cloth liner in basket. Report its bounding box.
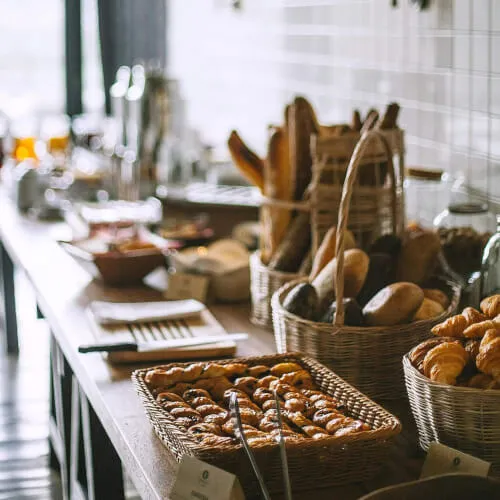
[271,129,461,400]
[403,355,500,476]
[132,353,401,497]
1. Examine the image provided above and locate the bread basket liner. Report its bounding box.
[403,354,500,476]
[271,129,461,400]
[132,352,401,494]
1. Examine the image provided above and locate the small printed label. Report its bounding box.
[170,456,245,500]
[420,442,491,479]
[164,272,210,303]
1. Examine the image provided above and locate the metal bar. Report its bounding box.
[65,0,83,116]
[0,239,18,354]
[274,390,293,500]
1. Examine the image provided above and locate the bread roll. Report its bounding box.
[413,298,445,322]
[357,253,395,307]
[282,283,318,320]
[363,282,424,326]
[319,298,364,326]
[423,288,450,310]
[309,226,356,280]
[396,230,441,284]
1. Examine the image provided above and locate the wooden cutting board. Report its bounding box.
[87,308,236,364]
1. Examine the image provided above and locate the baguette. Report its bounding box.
[378,102,400,130]
[227,131,264,191]
[268,212,311,272]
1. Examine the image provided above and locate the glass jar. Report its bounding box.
[434,202,497,279]
[404,167,452,228]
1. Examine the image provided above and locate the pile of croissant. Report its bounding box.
[144,361,371,447]
[409,294,500,388]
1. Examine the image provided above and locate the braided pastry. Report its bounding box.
[477,330,500,380]
[422,342,468,385]
[480,294,500,318]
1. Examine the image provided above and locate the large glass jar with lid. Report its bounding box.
[434,202,497,279]
[404,167,452,228]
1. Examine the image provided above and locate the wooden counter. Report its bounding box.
[0,188,423,499]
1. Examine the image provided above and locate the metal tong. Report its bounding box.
[229,390,292,500]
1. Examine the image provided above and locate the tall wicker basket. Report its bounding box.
[272,130,461,400]
[403,356,500,476]
[251,125,406,327]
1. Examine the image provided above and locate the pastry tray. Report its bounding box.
[88,308,236,363]
[132,353,401,495]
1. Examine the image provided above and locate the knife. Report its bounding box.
[78,333,248,353]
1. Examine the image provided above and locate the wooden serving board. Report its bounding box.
[87,308,236,364]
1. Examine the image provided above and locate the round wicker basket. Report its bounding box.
[403,355,500,476]
[250,251,303,328]
[272,277,460,400]
[271,129,461,400]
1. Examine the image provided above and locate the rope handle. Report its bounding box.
[333,129,398,326]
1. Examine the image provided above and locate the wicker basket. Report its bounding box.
[271,130,461,400]
[132,353,401,497]
[310,128,405,252]
[403,356,500,476]
[250,252,303,327]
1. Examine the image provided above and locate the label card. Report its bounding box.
[170,456,245,500]
[420,442,491,479]
[165,272,210,303]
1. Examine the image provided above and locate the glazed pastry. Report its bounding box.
[234,377,259,396]
[159,401,190,412]
[182,388,212,404]
[477,330,500,380]
[269,429,301,439]
[285,411,312,429]
[423,289,450,310]
[284,397,307,412]
[257,375,279,388]
[262,399,284,412]
[188,422,223,436]
[325,416,352,434]
[480,295,500,318]
[237,407,262,427]
[431,308,486,338]
[190,397,214,408]
[268,381,297,396]
[312,409,341,427]
[463,316,500,339]
[222,388,249,404]
[204,412,229,425]
[270,362,303,376]
[156,392,184,403]
[409,337,458,373]
[195,435,236,446]
[302,425,329,439]
[234,398,262,413]
[195,376,233,400]
[280,370,314,389]
[468,373,500,389]
[144,369,176,389]
[201,363,228,379]
[170,407,202,421]
[176,416,202,429]
[423,342,468,385]
[196,404,226,417]
[222,421,256,436]
[247,365,270,377]
[252,387,275,405]
[334,420,371,437]
[312,398,340,412]
[223,363,248,378]
[181,363,204,382]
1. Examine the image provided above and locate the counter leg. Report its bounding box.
[0,239,19,354]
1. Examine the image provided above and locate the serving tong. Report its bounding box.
[229,391,292,500]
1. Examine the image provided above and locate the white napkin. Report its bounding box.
[89,299,205,325]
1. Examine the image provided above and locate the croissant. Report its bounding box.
[468,373,500,389]
[480,294,500,318]
[431,308,486,338]
[463,316,500,339]
[409,337,459,373]
[423,342,468,385]
[477,330,500,380]
[464,339,481,363]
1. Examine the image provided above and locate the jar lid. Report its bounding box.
[448,202,489,214]
[406,167,443,181]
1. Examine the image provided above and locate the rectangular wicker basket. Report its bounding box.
[132,353,401,497]
[403,355,500,476]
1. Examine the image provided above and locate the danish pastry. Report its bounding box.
[312,409,340,427]
[223,363,248,378]
[257,375,279,388]
[203,412,229,425]
[196,404,226,417]
[247,365,270,377]
[201,363,228,379]
[252,388,275,405]
[190,397,214,408]
[280,370,314,389]
[302,425,329,439]
[183,389,212,403]
[234,376,259,396]
[270,362,303,376]
[262,399,284,412]
[189,423,223,436]
[156,392,184,403]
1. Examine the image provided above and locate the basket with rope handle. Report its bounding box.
[272,129,460,400]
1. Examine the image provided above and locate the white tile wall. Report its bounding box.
[168,0,500,205]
